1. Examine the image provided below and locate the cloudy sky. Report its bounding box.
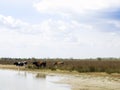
[0,0,120,58]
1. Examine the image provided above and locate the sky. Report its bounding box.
[0,0,120,59]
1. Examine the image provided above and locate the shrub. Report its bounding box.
[89,66,95,72]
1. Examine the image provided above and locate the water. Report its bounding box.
[0,69,71,90]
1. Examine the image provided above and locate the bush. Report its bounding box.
[89,66,95,72]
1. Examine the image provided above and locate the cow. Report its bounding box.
[53,61,64,66]
[14,61,27,66]
[33,61,46,68]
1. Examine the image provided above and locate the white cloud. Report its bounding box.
[106,20,120,28]
[0,15,29,29]
[0,14,120,58]
[1,14,120,46]
[33,0,120,14]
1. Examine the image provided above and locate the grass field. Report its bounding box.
[0,58,120,74]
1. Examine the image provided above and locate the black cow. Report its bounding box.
[33,61,46,68]
[14,61,27,66]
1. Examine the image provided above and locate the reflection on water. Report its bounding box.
[35,73,46,78]
[0,69,71,90]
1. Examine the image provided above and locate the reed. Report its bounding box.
[0,58,120,73]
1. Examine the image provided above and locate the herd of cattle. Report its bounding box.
[14,61,64,68]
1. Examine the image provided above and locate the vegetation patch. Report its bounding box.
[0,58,120,74]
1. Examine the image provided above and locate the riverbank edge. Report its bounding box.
[0,64,81,90]
[0,64,120,90]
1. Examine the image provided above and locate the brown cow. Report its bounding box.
[33,61,46,68]
[53,61,64,66]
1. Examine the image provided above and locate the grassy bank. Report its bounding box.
[0,58,120,74]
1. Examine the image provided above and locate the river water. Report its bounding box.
[0,69,71,90]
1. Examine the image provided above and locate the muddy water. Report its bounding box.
[0,69,71,90]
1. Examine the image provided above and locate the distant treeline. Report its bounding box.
[0,57,120,73]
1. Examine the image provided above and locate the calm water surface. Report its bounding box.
[0,69,71,90]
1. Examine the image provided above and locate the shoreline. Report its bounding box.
[0,64,120,90]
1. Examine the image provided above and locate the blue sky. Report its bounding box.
[0,0,120,58]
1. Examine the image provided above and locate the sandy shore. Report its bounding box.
[60,73,120,90]
[0,64,120,90]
